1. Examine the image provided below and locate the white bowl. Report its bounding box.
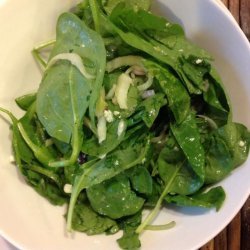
[0,0,249,249]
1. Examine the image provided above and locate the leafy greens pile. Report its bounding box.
[1,0,250,249]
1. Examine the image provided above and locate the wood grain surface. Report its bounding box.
[200,1,250,250]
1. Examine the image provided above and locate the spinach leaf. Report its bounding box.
[202,121,248,184]
[49,12,106,128]
[181,56,211,91]
[110,3,183,54]
[109,6,210,63]
[138,93,167,128]
[103,0,151,15]
[144,180,162,207]
[24,167,67,205]
[13,126,34,166]
[72,1,93,28]
[0,106,61,202]
[15,93,37,111]
[37,61,89,167]
[216,122,250,168]
[204,136,233,184]
[203,68,230,125]
[136,157,182,234]
[19,103,45,146]
[87,174,144,219]
[171,112,205,181]
[118,123,146,149]
[127,85,140,112]
[72,203,118,235]
[107,6,211,92]
[165,186,226,211]
[103,71,121,93]
[128,166,153,195]
[67,139,150,230]
[89,0,101,33]
[158,146,203,195]
[82,119,127,157]
[2,2,250,248]
[37,61,91,144]
[143,60,190,123]
[81,141,149,189]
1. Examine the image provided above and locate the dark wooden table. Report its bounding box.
[200,1,250,250]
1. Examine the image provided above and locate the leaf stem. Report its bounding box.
[0,107,23,171]
[144,221,176,231]
[17,122,52,166]
[32,50,47,68]
[136,162,183,234]
[33,39,56,51]
[89,0,100,33]
[0,107,17,122]
[28,164,61,187]
[49,123,81,168]
[66,159,98,232]
[32,39,56,68]
[49,67,83,168]
[197,114,218,130]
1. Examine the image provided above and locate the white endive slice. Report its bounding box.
[117,119,126,137]
[115,73,133,109]
[47,53,95,79]
[106,55,143,73]
[97,116,107,144]
[105,84,117,100]
[137,74,153,91]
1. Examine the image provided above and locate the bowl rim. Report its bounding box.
[0,0,249,250]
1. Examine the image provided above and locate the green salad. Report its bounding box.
[1,0,249,249]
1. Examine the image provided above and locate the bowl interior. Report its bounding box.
[0,0,249,250]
